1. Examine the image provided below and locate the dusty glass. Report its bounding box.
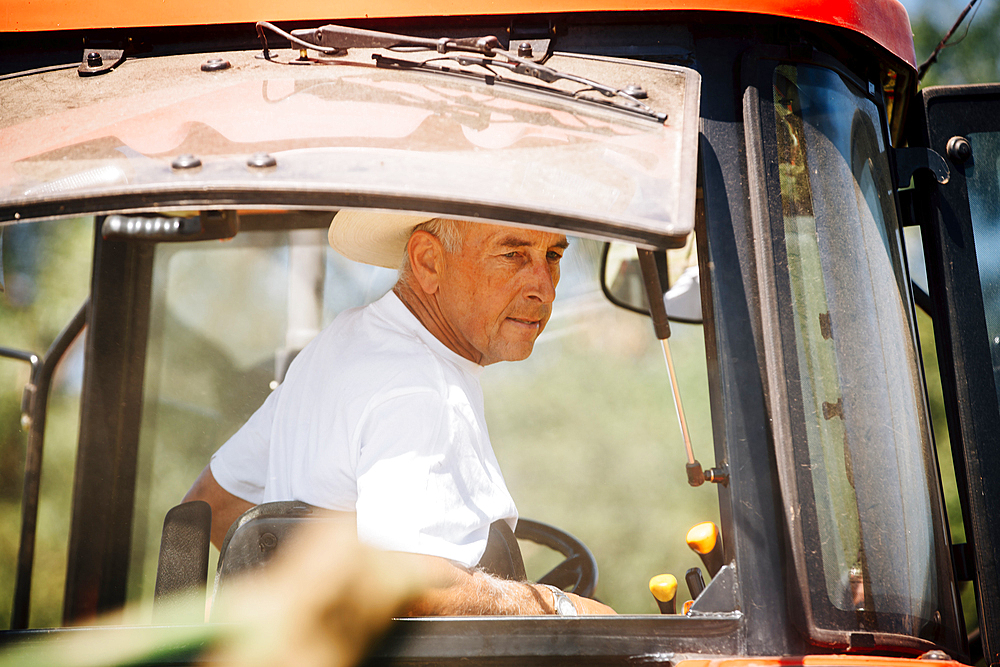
[772,63,939,627]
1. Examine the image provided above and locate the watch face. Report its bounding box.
[556,595,577,616]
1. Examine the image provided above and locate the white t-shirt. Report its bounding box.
[210,291,518,568]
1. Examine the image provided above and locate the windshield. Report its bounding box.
[0,211,721,627]
[760,62,956,643]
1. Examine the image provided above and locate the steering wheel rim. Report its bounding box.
[514,518,599,599]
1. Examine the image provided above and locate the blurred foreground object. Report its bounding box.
[0,522,434,667]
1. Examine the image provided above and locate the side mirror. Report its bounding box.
[600,241,703,324]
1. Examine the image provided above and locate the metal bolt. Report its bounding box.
[947,136,972,163]
[200,58,231,72]
[86,52,103,67]
[258,532,278,551]
[517,42,533,58]
[247,152,277,169]
[918,650,950,661]
[623,84,648,99]
[171,154,202,170]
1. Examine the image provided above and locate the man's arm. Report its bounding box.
[184,467,612,615]
[402,555,616,616]
[183,465,255,549]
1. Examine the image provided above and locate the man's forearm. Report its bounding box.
[407,569,549,615]
[402,559,615,616]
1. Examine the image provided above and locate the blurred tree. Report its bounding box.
[912,0,1000,86]
[0,218,93,629]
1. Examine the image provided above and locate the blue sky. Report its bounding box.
[896,0,983,27]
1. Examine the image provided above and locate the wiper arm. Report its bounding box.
[257,22,667,122]
[289,24,503,56]
[257,21,500,58]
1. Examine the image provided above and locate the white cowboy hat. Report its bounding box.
[328,210,438,269]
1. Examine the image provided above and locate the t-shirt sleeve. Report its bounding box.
[354,387,499,569]
[209,386,280,505]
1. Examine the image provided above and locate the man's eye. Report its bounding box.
[503,251,519,258]
[548,251,563,261]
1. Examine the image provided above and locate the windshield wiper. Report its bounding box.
[292,23,505,56]
[255,22,667,122]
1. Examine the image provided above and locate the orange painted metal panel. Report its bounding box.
[4,0,914,68]
[677,656,964,667]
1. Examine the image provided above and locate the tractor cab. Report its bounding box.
[2,1,1000,665]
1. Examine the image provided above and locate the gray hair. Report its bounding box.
[397,218,466,280]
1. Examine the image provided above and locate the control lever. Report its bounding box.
[686,522,724,578]
[648,574,677,614]
[685,566,705,601]
[636,250,727,487]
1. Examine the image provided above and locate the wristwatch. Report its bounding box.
[543,584,578,616]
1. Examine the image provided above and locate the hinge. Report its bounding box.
[507,18,559,63]
[78,37,138,77]
[895,146,950,189]
[78,48,126,76]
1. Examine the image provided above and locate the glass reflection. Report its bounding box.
[966,132,1000,407]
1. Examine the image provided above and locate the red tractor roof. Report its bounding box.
[4,0,915,68]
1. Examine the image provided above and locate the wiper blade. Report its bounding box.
[450,52,667,122]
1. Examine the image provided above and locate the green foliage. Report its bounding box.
[916,306,980,634]
[0,218,93,629]
[912,0,1000,87]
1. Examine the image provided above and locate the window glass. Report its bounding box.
[772,64,942,631]
[129,220,718,615]
[966,131,1000,408]
[0,217,93,629]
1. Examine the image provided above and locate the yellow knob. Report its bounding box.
[648,574,677,602]
[686,521,718,555]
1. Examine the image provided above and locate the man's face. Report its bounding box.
[436,223,568,366]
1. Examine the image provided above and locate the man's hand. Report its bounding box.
[568,594,616,615]
[400,555,615,616]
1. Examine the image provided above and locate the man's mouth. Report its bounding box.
[507,317,541,328]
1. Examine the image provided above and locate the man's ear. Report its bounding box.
[406,230,444,295]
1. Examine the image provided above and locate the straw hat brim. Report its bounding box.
[328,210,438,269]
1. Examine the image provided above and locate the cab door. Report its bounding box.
[907,83,1000,667]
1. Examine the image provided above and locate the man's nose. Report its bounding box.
[524,259,557,303]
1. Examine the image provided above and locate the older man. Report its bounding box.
[185,212,613,616]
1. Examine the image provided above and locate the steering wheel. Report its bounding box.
[514,518,599,599]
